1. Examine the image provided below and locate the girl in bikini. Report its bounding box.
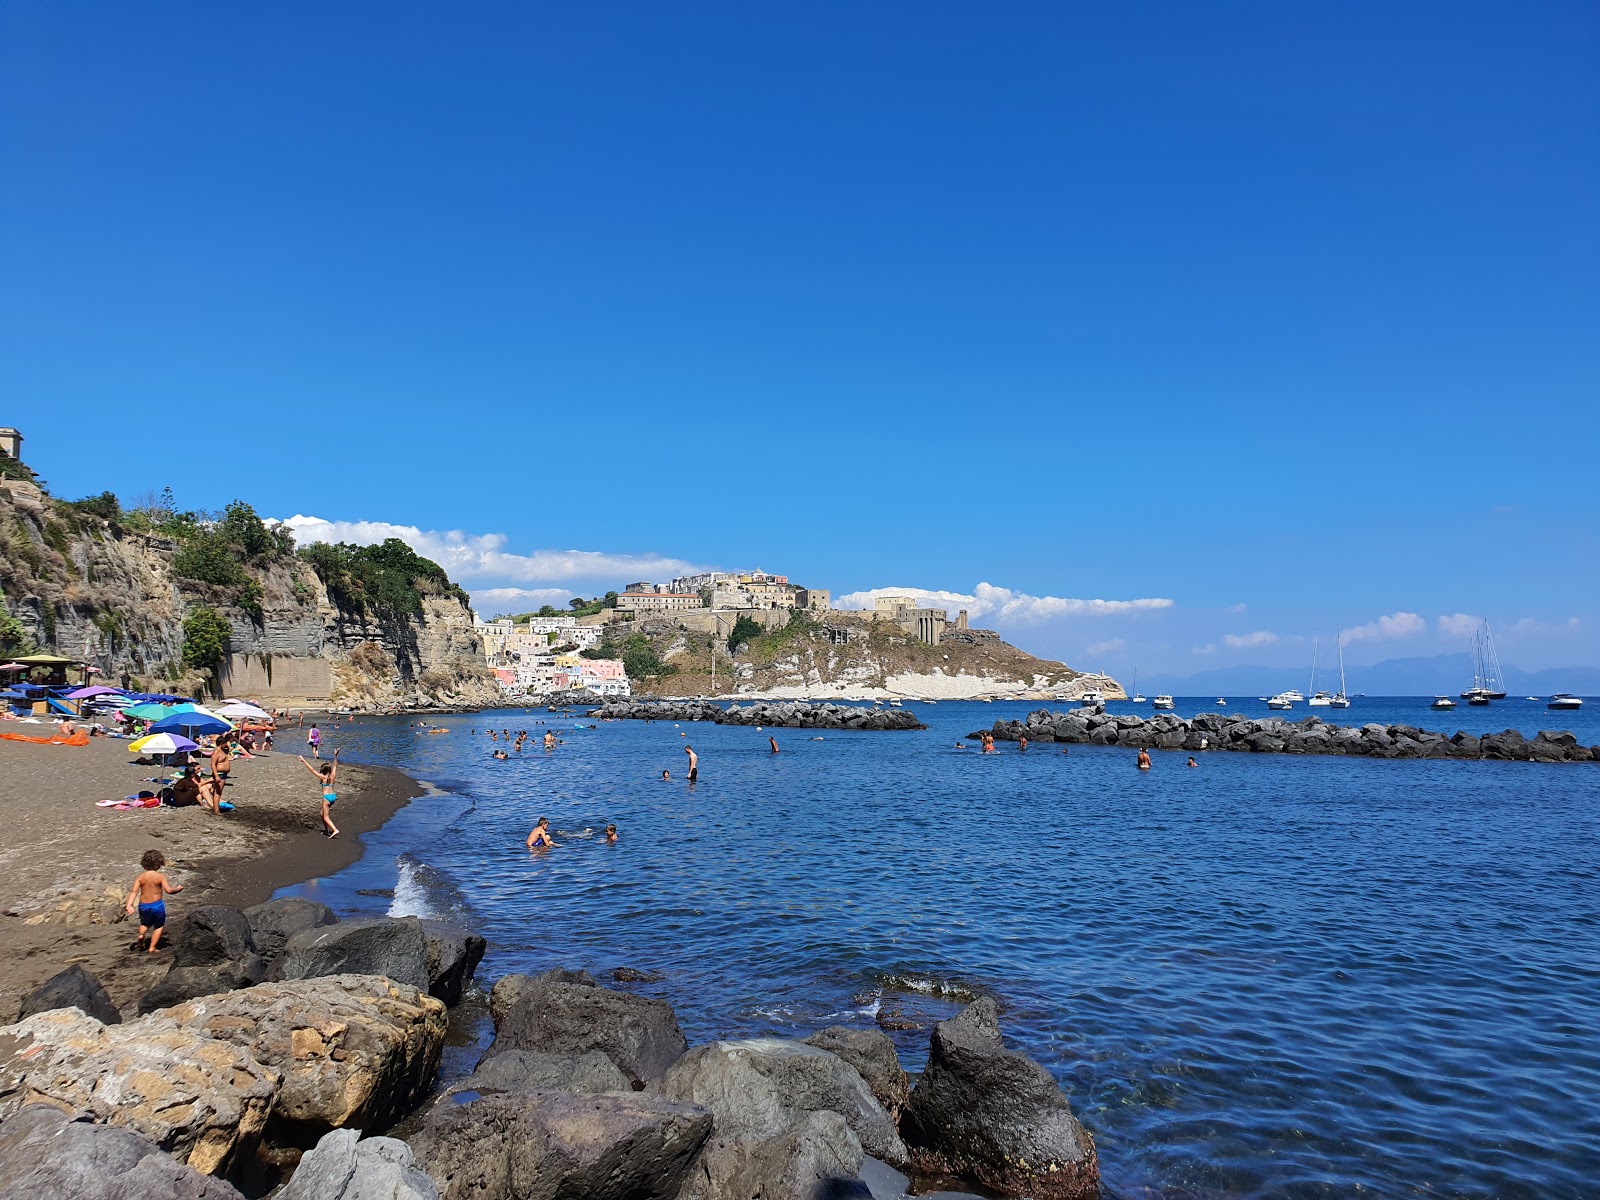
[298,748,341,838]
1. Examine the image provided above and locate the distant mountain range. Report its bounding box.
[1144,653,1599,697]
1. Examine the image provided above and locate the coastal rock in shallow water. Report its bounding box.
[419,920,487,1007]
[279,1128,439,1200]
[489,969,596,1027]
[0,1104,245,1199]
[486,975,687,1087]
[900,998,1098,1200]
[18,964,121,1025]
[0,1007,279,1175]
[447,1048,630,1099]
[660,1038,907,1167]
[270,916,431,992]
[410,1090,711,1200]
[803,1027,912,1116]
[166,974,446,1151]
[245,898,338,965]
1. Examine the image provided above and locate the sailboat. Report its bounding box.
[1329,633,1351,708]
[1130,669,1147,704]
[1307,634,1334,706]
[1461,619,1507,704]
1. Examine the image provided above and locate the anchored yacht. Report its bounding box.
[1548,694,1583,711]
[1078,690,1105,707]
[1152,695,1175,710]
[1266,693,1295,710]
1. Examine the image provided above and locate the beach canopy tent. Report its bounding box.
[66,686,124,700]
[8,654,87,687]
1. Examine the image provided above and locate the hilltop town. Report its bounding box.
[478,570,1120,703]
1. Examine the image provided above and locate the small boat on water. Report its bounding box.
[1432,696,1457,709]
[1308,691,1334,707]
[889,699,903,707]
[1525,696,1540,701]
[1266,693,1295,710]
[1306,638,1331,705]
[1548,694,1584,711]
[1129,669,1146,703]
[1460,621,1508,702]
[1078,690,1105,707]
[1330,634,1351,708]
[1280,689,1305,703]
[1152,695,1175,709]
[1216,698,1227,706]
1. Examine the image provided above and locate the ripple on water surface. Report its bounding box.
[288,704,1600,1199]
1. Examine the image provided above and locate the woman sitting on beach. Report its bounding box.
[298,749,341,838]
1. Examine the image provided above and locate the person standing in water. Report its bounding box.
[1137,748,1152,771]
[544,731,556,751]
[298,749,341,837]
[769,736,779,753]
[307,723,321,759]
[685,745,698,782]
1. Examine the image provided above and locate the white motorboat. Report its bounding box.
[1152,695,1175,709]
[1432,696,1456,709]
[1308,691,1334,707]
[1266,693,1295,710]
[1078,690,1105,707]
[890,699,903,707]
[1216,698,1227,706]
[1280,689,1305,702]
[1548,694,1583,711]
[1525,696,1540,701]
[1131,694,1147,704]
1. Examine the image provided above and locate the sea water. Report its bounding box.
[282,699,1600,1199]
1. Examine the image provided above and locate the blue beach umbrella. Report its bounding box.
[149,708,233,738]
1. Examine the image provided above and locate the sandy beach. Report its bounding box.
[0,731,420,1021]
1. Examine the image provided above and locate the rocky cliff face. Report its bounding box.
[0,481,495,708]
[625,610,1121,701]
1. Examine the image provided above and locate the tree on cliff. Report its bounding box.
[182,606,231,678]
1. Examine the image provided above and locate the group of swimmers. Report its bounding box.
[481,728,561,758]
[527,818,618,849]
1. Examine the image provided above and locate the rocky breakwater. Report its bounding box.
[596,698,927,731]
[973,707,1600,762]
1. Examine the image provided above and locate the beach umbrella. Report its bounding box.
[123,702,181,721]
[217,701,270,720]
[129,732,199,755]
[149,708,232,738]
[66,685,125,699]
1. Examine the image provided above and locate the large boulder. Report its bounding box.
[410,1090,712,1200]
[138,959,265,1016]
[681,1108,867,1200]
[0,1104,245,1200]
[486,975,687,1086]
[804,1027,911,1116]
[661,1038,905,1166]
[170,906,256,969]
[17,964,121,1025]
[447,1049,631,1099]
[279,1128,439,1200]
[900,998,1098,1200]
[270,917,430,992]
[489,969,597,1027]
[420,920,487,1006]
[167,974,446,1149]
[245,897,338,964]
[0,1008,279,1175]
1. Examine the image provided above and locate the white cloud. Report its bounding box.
[1226,603,1248,614]
[1343,612,1425,643]
[1085,637,1126,657]
[833,583,1174,623]
[1192,642,1218,655]
[472,587,575,611]
[1437,613,1479,637]
[1223,630,1279,648]
[1506,616,1582,636]
[276,514,706,586]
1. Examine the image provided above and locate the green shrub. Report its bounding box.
[726,614,764,654]
[182,606,231,672]
[298,537,469,620]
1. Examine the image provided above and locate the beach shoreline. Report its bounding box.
[0,733,423,1021]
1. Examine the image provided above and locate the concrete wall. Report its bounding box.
[218,653,334,705]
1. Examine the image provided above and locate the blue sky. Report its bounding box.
[3,2,1596,682]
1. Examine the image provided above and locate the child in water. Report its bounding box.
[125,849,183,953]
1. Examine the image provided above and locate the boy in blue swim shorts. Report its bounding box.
[125,848,183,953]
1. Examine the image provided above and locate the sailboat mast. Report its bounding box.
[1310,634,1319,695]
[1483,620,1504,693]
[1337,631,1346,694]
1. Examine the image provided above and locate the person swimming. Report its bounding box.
[604,823,618,843]
[1187,756,1198,768]
[660,769,671,780]
[526,818,558,849]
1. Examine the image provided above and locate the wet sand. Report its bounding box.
[0,732,420,1020]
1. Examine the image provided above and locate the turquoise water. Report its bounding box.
[285,699,1600,1199]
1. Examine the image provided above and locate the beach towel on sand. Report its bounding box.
[0,730,90,747]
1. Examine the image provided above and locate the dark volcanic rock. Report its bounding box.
[269,916,431,992]
[804,1026,912,1116]
[411,1090,711,1200]
[137,963,262,1015]
[244,897,337,965]
[169,906,255,970]
[900,998,1098,1200]
[485,974,688,1086]
[18,965,120,1025]
[0,1104,243,1199]
[419,920,487,1006]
